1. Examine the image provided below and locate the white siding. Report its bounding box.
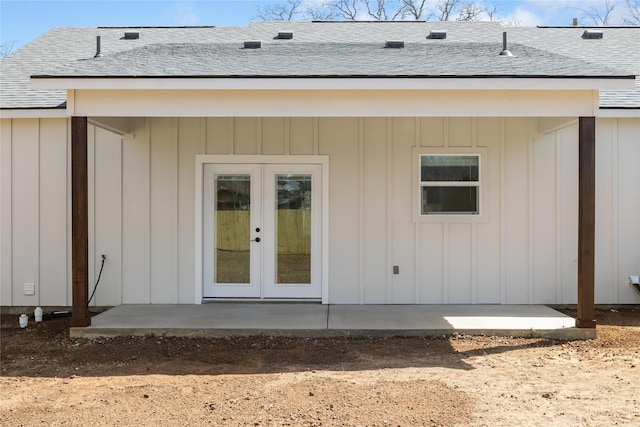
[1,119,70,307]
[596,119,640,304]
[122,119,150,303]
[39,120,69,306]
[556,125,580,303]
[318,118,360,303]
[2,116,639,307]
[362,118,388,303]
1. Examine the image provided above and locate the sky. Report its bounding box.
[0,0,628,50]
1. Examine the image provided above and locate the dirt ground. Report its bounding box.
[1,306,639,426]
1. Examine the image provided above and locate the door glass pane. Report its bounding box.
[276,174,311,284]
[215,174,250,283]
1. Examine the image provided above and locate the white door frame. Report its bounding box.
[195,155,329,304]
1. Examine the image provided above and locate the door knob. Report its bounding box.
[252,237,261,242]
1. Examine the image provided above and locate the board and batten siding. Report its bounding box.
[1,117,639,306]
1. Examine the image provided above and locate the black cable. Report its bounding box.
[88,254,106,304]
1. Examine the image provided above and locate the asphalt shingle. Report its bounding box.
[1,22,638,110]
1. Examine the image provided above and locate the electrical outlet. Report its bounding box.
[393,266,399,275]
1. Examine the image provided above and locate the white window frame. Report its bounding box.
[412,147,488,223]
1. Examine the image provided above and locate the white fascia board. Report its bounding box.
[0,109,67,119]
[31,77,635,91]
[72,88,601,117]
[597,109,640,118]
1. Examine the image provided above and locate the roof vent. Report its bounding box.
[94,35,103,58]
[499,31,513,57]
[243,40,262,49]
[276,31,293,40]
[582,30,603,39]
[428,30,446,40]
[385,40,404,49]
[124,32,140,40]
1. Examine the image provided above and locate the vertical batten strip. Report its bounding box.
[528,121,535,304]
[200,118,206,154]
[1,120,13,304]
[443,222,449,304]
[471,222,477,304]
[120,132,125,305]
[386,118,393,303]
[36,119,41,306]
[611,119,619,303]
[443,118,449,149]
[555,131,562,304]
[256,117,262,155]
[66,119,71,305]
[358,118,365,304]
[284,117,291,155]
[173,118,179,304]
[87,125,96,306]
[471,118,478,304]
[471,117,477,148]
[414,117,421,303]
[228,118,235,154]
[145,119,152,304]
[499,117,507,304]
[313,118,319,155]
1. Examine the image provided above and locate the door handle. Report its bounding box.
[251,237,261,243]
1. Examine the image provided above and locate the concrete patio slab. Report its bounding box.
[328,304,590,339]
[71,303,595,340]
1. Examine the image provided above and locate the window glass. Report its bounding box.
[215,174,250,283]
[420,155,480,215]
[276,175,311,284]
[421,186,478,214]
[421,156,479,182]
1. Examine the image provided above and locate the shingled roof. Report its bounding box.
[1,21,638,110]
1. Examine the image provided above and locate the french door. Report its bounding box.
[203,163,322,299]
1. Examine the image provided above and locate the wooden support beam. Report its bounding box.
[576,116,596,329]
[70,116,91,327]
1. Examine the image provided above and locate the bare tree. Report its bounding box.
[457,1,484,21]
[623,0,640,24]
[435,0,461,21]
[305,3,338,20]
[482,1,501,21]
[329,0,361,20]
[364,0,405,20]
[1,41,16,58]
[580,0,618,26]
[401,0,428,20]
[254,0,509,23]
[254,0,303,21]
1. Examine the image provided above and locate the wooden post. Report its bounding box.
[70,117,91,327]
[576,117,596,329]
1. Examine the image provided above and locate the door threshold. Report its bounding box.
[202,298,322,304]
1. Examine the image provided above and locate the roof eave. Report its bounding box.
[0,107,68,119]
[30,76,636,91]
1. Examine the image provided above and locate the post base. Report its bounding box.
[70,318,91,327]
[575,319,596,329]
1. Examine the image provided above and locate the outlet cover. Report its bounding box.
[23,282,36,295]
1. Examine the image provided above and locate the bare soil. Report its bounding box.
[1,306,639,426]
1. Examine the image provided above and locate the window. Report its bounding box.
[420,155,480,215]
